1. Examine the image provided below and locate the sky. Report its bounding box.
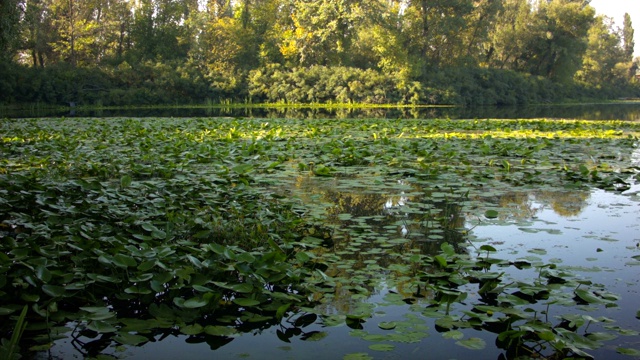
[589,0,639,57]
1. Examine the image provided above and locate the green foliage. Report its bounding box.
[1,0,638,106]
[623,13,635,62]
[0,117,638,357]
[248,64,435,104]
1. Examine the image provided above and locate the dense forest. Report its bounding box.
[0,0,639,107]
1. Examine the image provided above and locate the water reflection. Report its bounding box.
[40,172,639,359]
[3,102,640,120]
[474,189,591,220]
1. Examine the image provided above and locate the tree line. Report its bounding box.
[0,0,638,107]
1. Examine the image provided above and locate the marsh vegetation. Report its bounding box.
[1,117,639,359]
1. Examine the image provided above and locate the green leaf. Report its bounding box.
[183,296,210,309]
[456,338,486,350]
[137,260,156,272]
[0,308,16,316]
[617,347,640,356]
[87,320,118,333]
[180,324,204,335]
[484,210,499,219]
[443,330,464,340]
[42,284,65,297]
[575,289,604,304]
[151,229,167,240]
[479,245,497,253]
[368,344,395,352]
[114,332,148,346]
[204,325,237,337]
[440,242,455,256]
[120,175,132,188]
[343,353,373,360]
[141,222,158,232]
[434,255,447,268]
[233,298,261,307]
[232,164,254,174]
[36,265,52,282]
[113,254,137,268]
[378,322,397,330]
[276,303,291,320]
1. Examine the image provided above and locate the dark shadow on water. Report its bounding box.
[3,103,640,120]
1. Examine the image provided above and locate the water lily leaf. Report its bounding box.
[586,332,618,342]
[231,283,254,293]
[128,273,153,282]
[0,308,16,315]
[276,303,291,320]
[180,324,204,335]
[233,298,261,307]
[115,332,148,346]
[456,337,486,350]
[232,164,254,174]
[301,331,328,341]
[186,255,203,268]
[137,260,156,272]
[113,254,137,268]
[479,245,497,253]
[575,289,604,304]
[36,265,52,282]
[141,222,158,232]
[236,252,256,263]
[192,285,214,292]
[443,330,464,340]
[617,347,640,356]
[124,284,152,295]
[484,210,499,219]
[528,248,547,255]
[183,296,210,308]
[151,229,166,240]
[87,320,117,333]
[368,344,395,352]
[378,322,396,330]
[343,353,373,360]
[42,284,65,297]
[120,175,132,188]
[204,325,237,337]
[441,242,455,256]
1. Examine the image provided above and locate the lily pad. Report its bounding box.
[368,344,395,352]
[456,337,486,350]
[484,210,499,219]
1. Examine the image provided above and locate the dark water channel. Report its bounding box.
[4,102,640,120]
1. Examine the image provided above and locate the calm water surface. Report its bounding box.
[44,175,640,359]
[4,102,640,121]
[25,108,640,359]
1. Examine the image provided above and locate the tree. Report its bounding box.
[282,0,366,66]
[129,0,193,61]
[575,15,625,86]
[486,0,594,82]
[0,0,23,61]
[485,0,537,70]
[623,13,635,61]
[404,0,475,69]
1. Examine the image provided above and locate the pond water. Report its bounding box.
[43,164,640,359]
[3,102,640,121]
[4,115,638,359]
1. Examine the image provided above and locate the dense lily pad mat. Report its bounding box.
[0,117,639,358]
